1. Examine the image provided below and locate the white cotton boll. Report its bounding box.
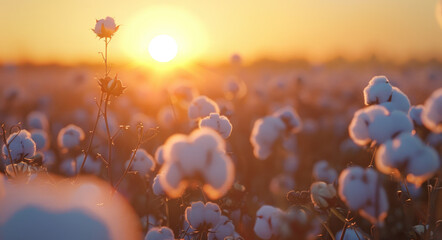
[31,129,49,151]
[338,167,389,224]
[254,205,283,240]
[93,17,119,38]
[335,228,363,240]
[250,116,286,160]
[199,113,233,139]
[273,106,302,133]
[203,153,235,199]
[368,110,413,144]
[188,96,220,120]
[363,76,393,105]
[57,124,85,149]
[185,201,221,230]
[161,162,184,197]
[409,105,424,126]
[75,155,101,175]
[283,155,299,173]
[349,105,389,146]
[380,87,410,113]
[152,174,165,196]
[313,160,337,184]
[2,130,36,163]
[27,111,49,130]
[422,88,442,133]
[169,82,198,103]
[125,149,155,176]
[376,133,439,187]
[144,227,174,240]
[208,215,235,240]
[310,182,337,209]
[154,146,165,165]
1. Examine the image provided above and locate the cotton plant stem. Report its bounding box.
[1,124,17,176]
[103,94,113,185]
[321,221,336,240]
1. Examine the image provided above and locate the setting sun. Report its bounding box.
[148,35,178,62]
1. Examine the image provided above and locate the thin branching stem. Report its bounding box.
[1,124,17,176]
[103,93,113,185]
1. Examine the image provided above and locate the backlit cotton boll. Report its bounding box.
[199,113,233,139]
[208,215,235,240]
[363,76,410,112]
[2,130,36,163]
[125,149,155,176]
[422,88,442,133]
[154,146,165,165]
[144,227,174,240]
[409,105,424,126]
[57,124,85,149]
[185,201,221,230]
[376,133,439,187]
[273,106,302,133]
[313,160,337,184]
[250,116,286,160]
[31,129,49,151]
[310,182,337,209]
[27,111,49,130]
[349,105,413,146]
[159,128,234,199]
[254,205,283,240]
[338,167,389,224]
[152,174,165,196]
[188,96,220,120]
[93,17,119,38]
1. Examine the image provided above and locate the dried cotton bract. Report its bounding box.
[188,96,220,120]
[199,113,233,139]
[93,17,119,38]
[421,88,442,133]
[349,105,412,146]
[310,181,337,209]
[376,133,439,186]
[363,76,410,112]
[144,227,174,240]
[159,128,234,199]
[2,130,36,163]
[338,167,389,224]
[57,124,85,149]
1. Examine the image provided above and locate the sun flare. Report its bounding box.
[148,35,178,62]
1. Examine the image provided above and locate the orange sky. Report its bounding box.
[1,0,442,66]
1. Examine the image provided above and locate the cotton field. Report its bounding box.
[1,9,442,240]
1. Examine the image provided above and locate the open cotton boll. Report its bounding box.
[254,205,283,240]
[409,105,424,126]
[363,76,393,105]
[199,113,233,139]
[144,227,174,240]
[185,201,221,230]
[208,215,235,240]
[159,128,234,199]
[313,160,337,184]
[338,167,389,224]
[273,106,302,133]
[93,17,119,38]
[125,149,155,176]
[422,88,442,133]
[335,228,363,240]
[310,182,337,209]
[152,174,165,196]
[169,82,198,103]
[349,105,389,146]
[379,87,411,113]
[368,110,413,144]
[250,116,286,160]
[154,146,165,165]
[27,111,49,130]
[376,133,439,187]
[31,129,49,151]
[57,124,85,149]
[188,96,220,120]
[2,130,36,163]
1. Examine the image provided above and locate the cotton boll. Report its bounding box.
[199,113,233,139]
[380,87,410,113]
[208,215,235,240]
[363,76,393,105]
[203,153,235,199]
[349,105,389,146]
[338,167,389,224]
[422,88,442,133]
[31,130,49,151]
[376,133,439,186]
[160,162,185,198]
[154,146,165,165]
[188,96,220,120]
[313,160,337,184]
[273,106,302,133]
[310,182,337,209]
[185,201,221,230]
[409,105,424,126]
[335,228,363,240]
[169,82,198,103]
[2,130,36,163]
[152,174,165,196]
[93,17,119,38]
[76,155,101,175]
[254,205,283,240]
[250,116,286,160]
[125,149,155,176]
[224,76,247,100]
[368,110,413,144]
[57,124,85,149]
[144,227,174,240]
[27,111,49,130]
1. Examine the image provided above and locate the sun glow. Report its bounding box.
[148,35,178,62]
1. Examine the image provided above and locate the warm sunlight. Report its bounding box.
[148,35,178,62]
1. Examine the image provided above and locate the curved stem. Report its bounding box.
[103,94,113,185]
